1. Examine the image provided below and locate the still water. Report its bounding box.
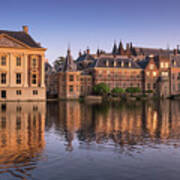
[0,100,180,179]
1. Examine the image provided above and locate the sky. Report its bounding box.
[0,0,180,63]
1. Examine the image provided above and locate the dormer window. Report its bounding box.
[121,61,124,67]
[106,60,109,67]
[113,60,116,67]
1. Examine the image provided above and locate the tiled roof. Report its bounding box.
[92,57,141,69]
[76,54,95,62]
[0,30,41,48]
[134,47,172,57]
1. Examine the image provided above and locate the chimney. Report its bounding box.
[22,25,28,34]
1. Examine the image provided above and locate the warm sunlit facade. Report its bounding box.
[0,26,46,101]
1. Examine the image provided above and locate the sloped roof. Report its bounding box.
[134,47,172,57]
[0,30,41,48]
[92,57,141,69]
[76,54,95,62]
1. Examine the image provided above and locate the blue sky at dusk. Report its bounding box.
[1,0,180,62]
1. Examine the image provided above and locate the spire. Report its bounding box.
[112,41,118,54]
[126,43,131,56]
[118,41,124,55]
[63,48,77,72]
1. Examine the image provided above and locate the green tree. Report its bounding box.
[53,56,66,71]
[93,83,110,95]
[111,87,125,96]
[126,87,141,93]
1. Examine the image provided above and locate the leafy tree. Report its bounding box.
[53,56,66,71]
[126,87,141,93]
[93,83,110,95]
[111,87,125,94]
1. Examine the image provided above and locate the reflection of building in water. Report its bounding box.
[0,102,46,177]
[56,101,180,151]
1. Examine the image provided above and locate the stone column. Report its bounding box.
[41,54,45,87]
[8,53,12,87]
[23,54,28,87]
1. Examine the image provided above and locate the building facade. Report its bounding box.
[0,26,46,101]
[58,42,180,99]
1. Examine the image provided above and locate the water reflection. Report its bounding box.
[1,100,180,179]
[0,102,46,179]
[46,100,180,152]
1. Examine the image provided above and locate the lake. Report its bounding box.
[0,100,180,180]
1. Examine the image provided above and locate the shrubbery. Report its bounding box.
[125,87,141,93]
[93,83,110,95]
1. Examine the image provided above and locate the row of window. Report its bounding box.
[0,90,38,98]
[0,73,37,85]
[0,56,38,67]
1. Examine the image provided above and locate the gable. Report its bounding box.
[145,59,158,71]
[0,35,27,48]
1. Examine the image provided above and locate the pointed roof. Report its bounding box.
[118,41,124,55]
[63,49,77,72]
[112,41,118,54]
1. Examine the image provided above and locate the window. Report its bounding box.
[150,64,154,70]
[16,117,21,130]
[32,74,37,84]
[16,73,21,84]
[178,84,180,91]
[160,62,164,68]
[153,72,157,77]
[153,83,156,89]
[162,72,168,76]
[1,117,6,129]
[165,62,169,68]
[16,57,21,66]
[32,58,37,67]
[146,72,150,76]
[69,75,74,81]
[1,56,6,66]
[69,85,73,92]
[173,84,176,91]
[1,73,6,84]
[147,83,151,90]
[1,91,6,98]
[16,90,21,95]
[33,90,38,95]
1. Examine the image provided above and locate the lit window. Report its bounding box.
[32,74,37,84]
[16,73,21,84]
[165,62,169,68]
[160,62,164,68]
[1,73,6,84]
[153,72,157,77]
[1,56,6,66]
[146,72,150,76]
[162,72,168,76]
[16,57,21,66]
[150,64,154,70]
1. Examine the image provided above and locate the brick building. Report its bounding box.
[58,42,180,99]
